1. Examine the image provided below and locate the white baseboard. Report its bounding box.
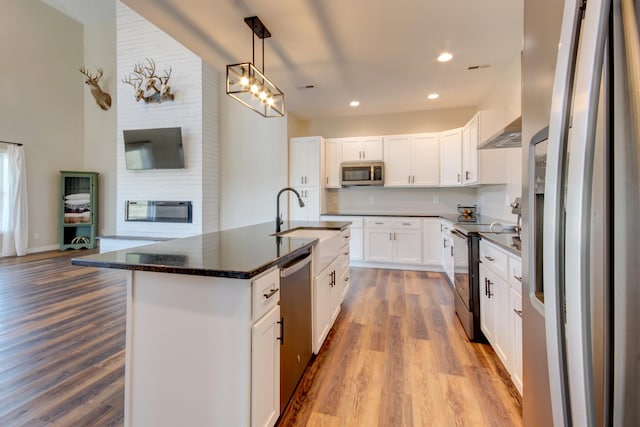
[27,244,60,254]
[349,260,444,273]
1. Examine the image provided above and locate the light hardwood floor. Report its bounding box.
[0,251,521,426]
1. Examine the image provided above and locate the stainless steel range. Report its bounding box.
[451,214,519,342]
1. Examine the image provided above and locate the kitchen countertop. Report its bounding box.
[71,221,350,279]
[478,232,522,256]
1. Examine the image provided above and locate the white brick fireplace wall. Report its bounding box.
[116,1,218,238]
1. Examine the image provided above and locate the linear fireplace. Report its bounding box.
[125,201,193,223]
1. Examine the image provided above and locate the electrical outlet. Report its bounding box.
[433,196,439,204]
[369,196,375,205]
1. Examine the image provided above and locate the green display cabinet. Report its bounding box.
[60,171,99,250]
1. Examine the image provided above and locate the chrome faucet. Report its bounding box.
[276,187,305,233]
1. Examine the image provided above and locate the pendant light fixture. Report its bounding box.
[226,16,285,118]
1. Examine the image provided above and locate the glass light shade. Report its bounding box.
[226,62,285,117]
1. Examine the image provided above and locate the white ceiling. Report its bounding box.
[43,0,523,120]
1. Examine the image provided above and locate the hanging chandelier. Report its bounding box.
[226,16,285,118]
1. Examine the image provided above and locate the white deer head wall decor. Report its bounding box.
[122,58,175,104]
[79,66,112,111]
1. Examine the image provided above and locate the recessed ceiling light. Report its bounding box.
[350,101,360,107]
[427,93,439,100]
[437,52,453,62]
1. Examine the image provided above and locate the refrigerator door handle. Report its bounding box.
[542,0,586,426]
[562,0,610,425]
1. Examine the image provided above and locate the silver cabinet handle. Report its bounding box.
[457,173,461,182]
[263,288,279,299]
[326,176,329,185]
[401,222,411,226]
[343,251,349,256]
[484,255,495,262]
[465,171,470,180]
[408,176,411,184]
[513,309,523,318]
[514,275,522,282]
[487,279,493,298]
[277,318,284,344]
[344,277,349,282]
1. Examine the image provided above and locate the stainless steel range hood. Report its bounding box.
[477,116,522,149]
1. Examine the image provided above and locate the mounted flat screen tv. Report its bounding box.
[123,127,184,170]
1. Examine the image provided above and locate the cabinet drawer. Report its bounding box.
[509,256,523,294]
[340,228,351,245]
[393,218,421,229]
[480,240,508,281]
[252,268,280,322]
[365,218,395,228]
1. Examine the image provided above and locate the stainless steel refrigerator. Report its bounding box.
[522,0,640,426]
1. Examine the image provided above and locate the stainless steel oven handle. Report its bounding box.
[450,229,467,239]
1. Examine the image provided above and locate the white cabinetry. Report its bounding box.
[384,133,439,187]
[439,128,463,186]
[440,219,454,285]
[125,267,282,427]
[324,138,342,188]
[364,218,422,264]
[312,229,350,353]
[250,269,281,427]
[290,137,323,221]
[341,136,383,161]
[462,113,479,185]
[290,187,320,221]
[509,256,523,395]
[251,305,280,427]
[479,239,523,396]
[422,218,442,266]
[290,136,322,187]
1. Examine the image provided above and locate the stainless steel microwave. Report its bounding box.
[340,161,384,186]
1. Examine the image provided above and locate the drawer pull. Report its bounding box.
[263,288,279,299]
[343,251,349,256]
[401,222,411,226]
[514,275,522,282]
[484,255,495,262]
[344,234,350,239]
[375,222,384,225]
[344,277,349,282]
[513,309,523,318]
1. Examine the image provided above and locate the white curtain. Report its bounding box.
[1,145,28,256]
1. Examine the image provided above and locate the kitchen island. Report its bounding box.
[72,220,350,427]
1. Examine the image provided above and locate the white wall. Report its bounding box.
[477,54,523,221]
[116,1,219,238]
[83,13,118,237]
[219,79,288,230]
[0,0,84,252]
[308,107,476,137]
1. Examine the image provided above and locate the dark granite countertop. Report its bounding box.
[478,232,522,256]
[72,221,350,279]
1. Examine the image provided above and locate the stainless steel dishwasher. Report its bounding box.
[279,253,312,410]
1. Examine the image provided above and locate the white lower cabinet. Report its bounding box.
[312,232,351,354]
[422,218,442,265]
[479,239,523,396]
[441,220,454,285]
[251,305,280,427]
[364,218,422,264]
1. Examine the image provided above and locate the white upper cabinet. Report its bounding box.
[384,133,439,187]
[383,135,412,186]
[290,136,322,187]
[411,133,440,186]
[324,138,342,188]
[439,128,463,186]
[342,136,383,162]
[462,113,479,185]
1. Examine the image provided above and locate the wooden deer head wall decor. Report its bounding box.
[122,58,175,104]
[79,66,112,111]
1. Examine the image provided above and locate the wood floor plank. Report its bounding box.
[1,252,521,427]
